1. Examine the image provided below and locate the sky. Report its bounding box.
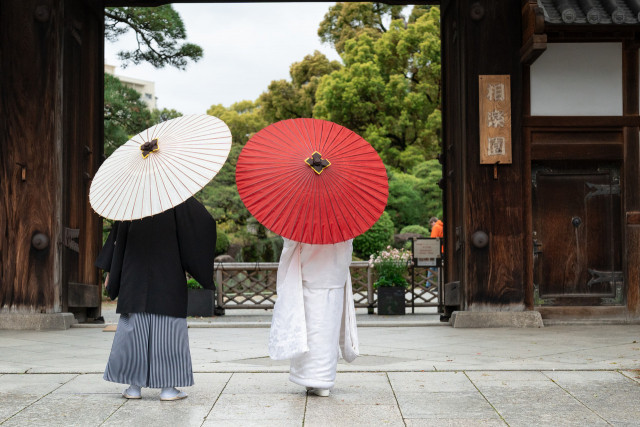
[104,3,342,115]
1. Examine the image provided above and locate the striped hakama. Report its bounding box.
[104,312,194,388]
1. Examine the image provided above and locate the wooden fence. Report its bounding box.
[213,262,440,313]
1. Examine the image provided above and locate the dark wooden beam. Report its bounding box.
[623,41,639,116]
[104,0,441,6]
[520,34,547,65]
[520,0,547,65]
[622,41,640,315]
[624,128,640,315]
[543,25,640,42]
[524,116,640,127]
[530,130,623,160]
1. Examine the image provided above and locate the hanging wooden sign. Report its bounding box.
[479,75,512,165]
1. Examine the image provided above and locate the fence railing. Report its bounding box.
[214,262,440,312]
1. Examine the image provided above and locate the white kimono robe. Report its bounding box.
[269,238,359,388]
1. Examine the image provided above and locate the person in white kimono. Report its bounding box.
[268,237,359,397]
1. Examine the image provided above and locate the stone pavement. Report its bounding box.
[0,316,639,426]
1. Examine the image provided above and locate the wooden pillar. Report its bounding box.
[622,42,640,315]
[60,0,104,319]
[447,1,526,311]
[0,0,103,318]
[0,0,65,312]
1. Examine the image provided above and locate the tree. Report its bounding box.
[104,6,197,154]
[103,73,152,156]
[258,51,341,122]
[314,7,441,168]
[353,211,395,259]
[197,101,267,239]
[385,159,443,231]
[105,6,203,69]
[318,3,405,54]
[151,108,182,124]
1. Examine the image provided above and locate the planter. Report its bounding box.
[377,286,406,315]
[187,289,215,317]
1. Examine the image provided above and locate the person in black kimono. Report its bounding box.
[96,197,216,401]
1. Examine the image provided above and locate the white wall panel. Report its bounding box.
[530,43,622,116]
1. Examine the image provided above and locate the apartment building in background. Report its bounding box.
[104,64,157,110]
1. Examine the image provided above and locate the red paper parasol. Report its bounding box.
[236,118,388,244]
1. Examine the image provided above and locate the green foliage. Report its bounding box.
[314,7,442,167]
[353,211,395,259]
[104,74,152,156]
[186,277,203,290]
[259,51,341,122]
[318,3,404,54]
[104,76,185,157]
[104,6,194,155]
[412,159,443,219]
[151,108,182,123]
[197,102,267,236]
[216,231,230,256]
[240,237,283,263]
[386,159,442,231]
[105,6,203,70]
[399,225,429,236]
[370,247,412,288]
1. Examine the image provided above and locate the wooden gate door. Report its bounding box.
[60,0,104,321]
[532,164,623,306]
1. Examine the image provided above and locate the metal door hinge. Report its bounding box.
[63,227,80,252]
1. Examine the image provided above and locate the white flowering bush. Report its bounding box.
[369,246,413,289]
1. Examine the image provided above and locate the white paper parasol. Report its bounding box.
[90,114,232,220]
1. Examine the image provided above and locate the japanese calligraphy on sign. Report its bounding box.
[479,75,512,164]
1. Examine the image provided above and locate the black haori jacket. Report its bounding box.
[96,197,216,318]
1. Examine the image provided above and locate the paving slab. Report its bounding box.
[0,374,76,424]
[544,370,640,425]
[201,419,300,427]
[101,373,230,427]
[470,373,611,427]
[394,390,502,420]
[0,323,638,426]
[404,418,507,426]
[204,393,306,422]
[2,391,124,427]
[304,402,405,427]
[388,371,476,393]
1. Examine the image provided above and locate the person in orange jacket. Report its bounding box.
[429,217,444,239]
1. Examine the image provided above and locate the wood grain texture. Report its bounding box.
[622,41,639,115]
[525,116,640,127]
[623,128,640,211]
[537,306,628,319]
[0,0,63,311]
[623,125,640,314]
[60,0,104,312]
[627,212,640,225]
[0,0,103,313]
[533,170,621,303]
[462,0,526,307]
[523,130,534,309]
[531,130,623,160]
[441,0,465,295]
[627,226,640,314]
